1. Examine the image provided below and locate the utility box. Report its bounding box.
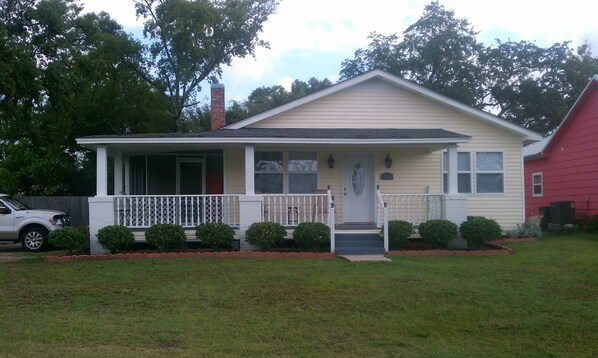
[550,201,576,225]
[538,206,551,230]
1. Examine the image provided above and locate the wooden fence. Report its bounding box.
[18,196,89,227]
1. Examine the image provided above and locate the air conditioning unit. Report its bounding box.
[550,201,576,225]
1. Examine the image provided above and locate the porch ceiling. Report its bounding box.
[77,128,471,153]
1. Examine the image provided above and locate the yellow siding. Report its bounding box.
[224,147,245,194]
[246,78,525,230]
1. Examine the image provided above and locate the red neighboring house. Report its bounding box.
[524,75,598,220]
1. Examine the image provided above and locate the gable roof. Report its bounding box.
[226,69,542,142]
[524,75,598,159]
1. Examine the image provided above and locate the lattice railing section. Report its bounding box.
[377,194,443,227]
[262,194,329,226]
[114,195,240,228]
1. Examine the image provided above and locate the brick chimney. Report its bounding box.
[210,84,225,131]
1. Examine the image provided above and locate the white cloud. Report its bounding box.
[80,0,598,102]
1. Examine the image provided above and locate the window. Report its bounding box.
[255,151,317,194]
[476,152,504,193]
[532,172,543,197]
[442,151,472,194]
[288,151,317,193]
[255,151,283,193]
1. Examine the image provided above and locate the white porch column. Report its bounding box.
[245,145,255,195]
[88,196,114,254]
[238,195,263,250]
[114,151,123,195]
[447,144,458,195]
[124,156,130,195]
[96,146,108,197]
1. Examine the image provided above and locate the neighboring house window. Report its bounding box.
[255,151,317,194]
[532,172,543,197]
[442,151,472,194]
[475,152,504,193]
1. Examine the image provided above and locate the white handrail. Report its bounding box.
[379,193,442,226]
[262,193,328,226]
[327,185,335,254]
[376,186,389,253]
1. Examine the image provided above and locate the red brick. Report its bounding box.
[231,251,250,258]
[111,253,126,260]
[197,252,215,258]
[300,252,317,259]
[164,252,180,259]
[45,256,58,263]
[146,253,161,259]
[127,253,144,259]
[215,252,231,258]
[317,252,336,259]
[180,252,197,258]
[250,251,266,258]
[93,254,109,260]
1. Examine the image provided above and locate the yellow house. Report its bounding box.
[77,70,541,254]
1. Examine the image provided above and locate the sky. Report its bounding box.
[81,0,598,104]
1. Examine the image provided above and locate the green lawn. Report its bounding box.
[1,234,597,357]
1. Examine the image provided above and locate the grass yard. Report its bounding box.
[1,233,597,357]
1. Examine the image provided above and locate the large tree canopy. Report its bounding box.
[0,0,170,195]
[340,1,598,135]
[134,0,278,132]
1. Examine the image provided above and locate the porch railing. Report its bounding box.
[114,195,240,228]
[262,192,329,226]
[376,193,443,227]
[376,187,389,253]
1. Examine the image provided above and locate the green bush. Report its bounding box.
[245,222,286,250]
[506,217,542,238]
[581,214,598,232]
[97,225,135,253]
[460,216,502,249]
[49,227,86,255]
[293,222,330,251]
[418,220,457,248]
[145,224,186,252]
[196,223,235,251]
[384,220,413,248]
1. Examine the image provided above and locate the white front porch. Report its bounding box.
[87,143,468,254]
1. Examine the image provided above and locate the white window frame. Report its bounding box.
[474,151,505,194]
[255,150,318,194]
[441,150,472,194]
[532,172,543,197]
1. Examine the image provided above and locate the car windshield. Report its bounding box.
[1,196,29,210]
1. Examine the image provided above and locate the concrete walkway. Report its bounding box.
[339,255,391,262]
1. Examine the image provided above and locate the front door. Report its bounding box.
[177,159,205,194]
[342,154,375,223]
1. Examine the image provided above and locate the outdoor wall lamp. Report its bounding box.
[385,153,393,169]
[328,154,335,169]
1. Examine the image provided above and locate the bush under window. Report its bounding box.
[384,220,413,248]
[196,223,235,251]
[460,216,502,249]
[97,225,135,253]
[293,222,330,251]
[418,220,457,248]
[245,222,286,250]
[49,227,86,255]
[145,224,186,252]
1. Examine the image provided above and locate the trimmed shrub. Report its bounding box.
[245,222,286,251]
[418,220,457,248]
[384,220,413,248]
[460,216,502,249]
[49,227,86,255]
[196,223,235,251]
[145,224,186,252]
[293,222,330,251]
[507,217,542,238]
[581,214,598,232]
[97,225,135,253]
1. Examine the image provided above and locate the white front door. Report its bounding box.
[342,154,375,223]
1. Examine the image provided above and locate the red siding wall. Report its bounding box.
[525,85,598,219]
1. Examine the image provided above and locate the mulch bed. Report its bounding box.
[45,251,336,263]
[489,237,539,244]
[388,242,513,257]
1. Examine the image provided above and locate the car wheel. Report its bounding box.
[20,226,48,252]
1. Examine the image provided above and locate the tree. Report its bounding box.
[340,1,484,106]
[134,0,278,132]
[0,0,171,195]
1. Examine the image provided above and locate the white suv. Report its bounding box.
[0,194,71,252]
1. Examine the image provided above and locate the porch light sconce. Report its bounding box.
[385,153,393,169]
[328,154,335,169]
